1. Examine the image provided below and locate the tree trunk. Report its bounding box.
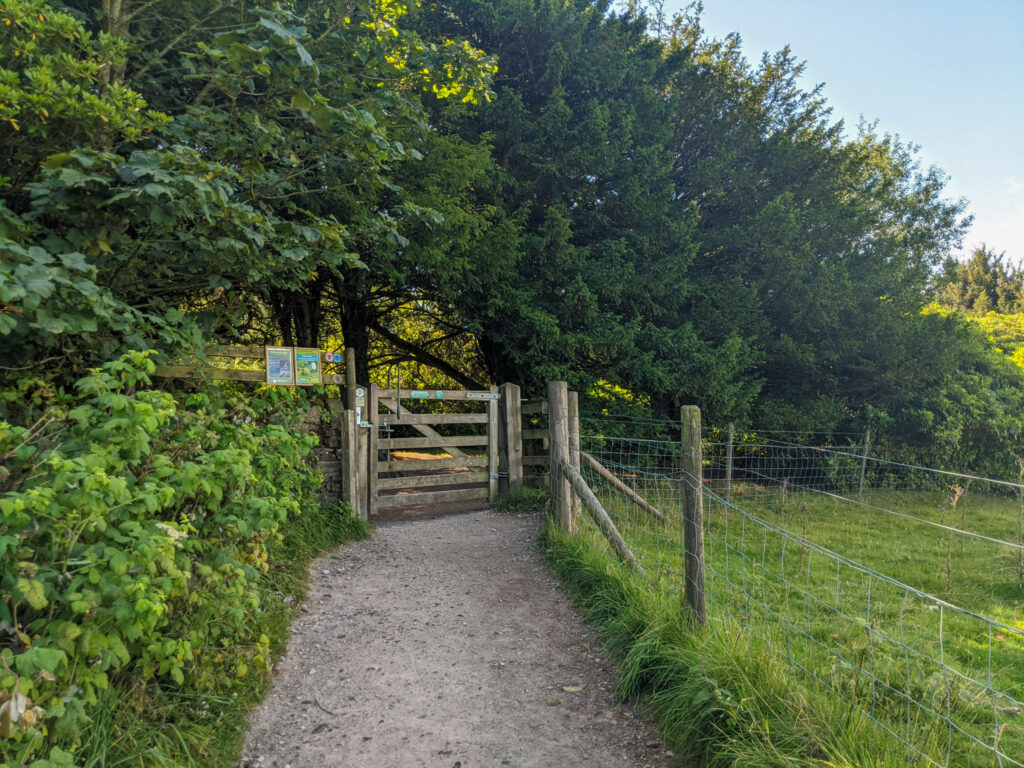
[479,334,520,391]
[334,274,371,384]
[268,275,325,348]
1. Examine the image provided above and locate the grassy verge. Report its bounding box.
[72,503,372,768]
[539,515,950,768]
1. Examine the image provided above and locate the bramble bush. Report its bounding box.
[0,351,323,766]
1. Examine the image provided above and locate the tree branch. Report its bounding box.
[133,1,228,83]
[368,320,485,390]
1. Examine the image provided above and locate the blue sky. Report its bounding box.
[661,0,1024,262]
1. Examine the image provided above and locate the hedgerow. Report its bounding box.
[0,351,324,766]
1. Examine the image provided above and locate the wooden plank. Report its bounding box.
[379,397,469,458]
[521,401,548,415]
[207,345,265,358]
[368,383,379,519]
[153,365,265,382]
[522,456,549,466]
[501,383,523,495]
[378,435,488,450]
[377,470,488,491]
[378,456,487,472]
[521,429,548,440]
[487,384,499,502]
[378,389,493,401]
[376,409,488,425]
[376,486,489,509]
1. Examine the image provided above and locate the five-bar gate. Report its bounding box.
[368,385,502,516]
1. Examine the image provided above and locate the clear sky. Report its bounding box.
[661,0,1024,263]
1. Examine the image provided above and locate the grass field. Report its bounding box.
[567,464,1024,767]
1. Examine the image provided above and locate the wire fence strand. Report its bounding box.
[554,427,1024,767]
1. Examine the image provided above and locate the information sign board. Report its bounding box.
[266,347,294,386]
[294,348,322,386]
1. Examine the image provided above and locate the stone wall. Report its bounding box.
[304,399,347,505]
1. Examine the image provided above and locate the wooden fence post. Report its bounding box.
[725,422,735,504]
[345,347,357,413]
[548,381,573,532]
[488,384,500,503]
[367,383,379,519]
[500,383,523,496]
[356,403,368,524]
[497,387,509,496]
[568,390,582,524]
[858,427,872,499]
[681,405,706,625]
[341,406,358,510]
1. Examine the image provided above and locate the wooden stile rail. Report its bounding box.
[579,452,667,522]
[560,460,643,574]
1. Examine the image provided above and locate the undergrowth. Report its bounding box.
[538,517,939,768]
[64,501,371,768]
[492,486,549,514]
[0,353,371,767]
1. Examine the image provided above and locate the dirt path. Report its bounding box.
[239,510,678,768]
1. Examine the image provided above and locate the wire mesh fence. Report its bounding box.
[556,420,1024,767]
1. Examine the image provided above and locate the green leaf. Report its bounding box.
[16,578,48,610]
[291,91,315,112]
[108,549,129,575]
[42,153,74,170]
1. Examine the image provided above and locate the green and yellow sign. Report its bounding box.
[294,348,322,386]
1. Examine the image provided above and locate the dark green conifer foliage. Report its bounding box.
[415,0,756,412]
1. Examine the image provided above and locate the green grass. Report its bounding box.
[547,477,1024,767]
[72,502,372,768]
[540,517,933,767]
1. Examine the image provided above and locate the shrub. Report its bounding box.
[0,352,321,766]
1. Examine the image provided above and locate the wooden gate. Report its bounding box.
[368,385,502,516]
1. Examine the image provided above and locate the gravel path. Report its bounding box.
[239,510,679,768]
